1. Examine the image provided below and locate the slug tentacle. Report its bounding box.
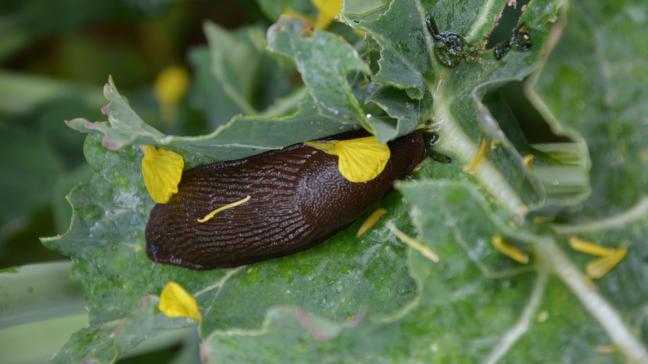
[145,131,426,269]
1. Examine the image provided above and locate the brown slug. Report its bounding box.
[145,131,426,269]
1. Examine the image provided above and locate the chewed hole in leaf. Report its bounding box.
[484,81,571,146]
[483,81,589,204]
[485,0,532,59]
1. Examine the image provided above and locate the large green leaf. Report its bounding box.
[42,132,422,361]
[530,0,648,218]
[207,176,648,363]
[256,0,317,21]
[43,0,648,362]
[344,0,587,218]
[205,181,613,363]
[0,123,64,228]
[188,23,301,131]
[205,1,648,362]
[64,18,374,160]
[267,17,370,127]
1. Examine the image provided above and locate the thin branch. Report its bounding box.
[551,197,648,234]
[482,269,548,364]
[536,240,648,364]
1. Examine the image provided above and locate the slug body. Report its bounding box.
[145,132,425,269]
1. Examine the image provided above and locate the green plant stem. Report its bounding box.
[535,240,648,364]
[0,261,84,328]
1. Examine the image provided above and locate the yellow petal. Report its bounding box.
[568,236,617,257]
[197,196,252,223]
[335,137,390,182]
[594,345,619,355]
[154,66,190,124]
[159,281,202,321]
[154,66,189,108]
[522,154,534,169]
[312,0,342,29]
[586,246,627,279]
[386,222,439,262]
[304,140,337,154]
[491,235,529,264]
[306,136,390,183]
[142,145,184,204]
[463,138,488,173]
[356,208,387,237]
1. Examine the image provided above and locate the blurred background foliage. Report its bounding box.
[0,0,282,362]
[0,0,271,268]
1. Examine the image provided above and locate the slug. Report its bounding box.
[145,131,426,269]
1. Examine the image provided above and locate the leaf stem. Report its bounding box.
[432,94,528,221]
[466,0,500,42]
[535,240,648,364]
[551,197,648,234]
[482,269,548,364]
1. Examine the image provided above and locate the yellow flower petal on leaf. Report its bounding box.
[197,196,251,223]
[522,154,535,169]
[568,236,617,257]
[312,0,342,29]
[306,136,390,183]
[463,138,489,173]
[386,222,439,263]
[159,281,202,321]
[491,235,529,264]
[304,140,337,154]
[335,137,390,182]
[142,145,184,204]
[586,246,627,279]
[356,208,387,237]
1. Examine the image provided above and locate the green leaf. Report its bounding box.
[204,23,261,115]
[347,0,582,218]
[206,180,646,363]
[364,86,433,142]
[202,181,606,363]
[0,70,103,115]
[0,123,64,227]
[203,23,297,117]
[51,296,191,364]
[42,134,423,360]
[65,78,353,160]
[65,18,374,160]
[201,1,648,362]
[43,0,648,362]
[0,313,88,364]
[0,262,87,364]
[0,262,83,328]
[256,0,317,21]
[187,47,246,130]
[268,17,370,127]
[531,0,648,218]
[345,0,434,98]
[189,23,300,131]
